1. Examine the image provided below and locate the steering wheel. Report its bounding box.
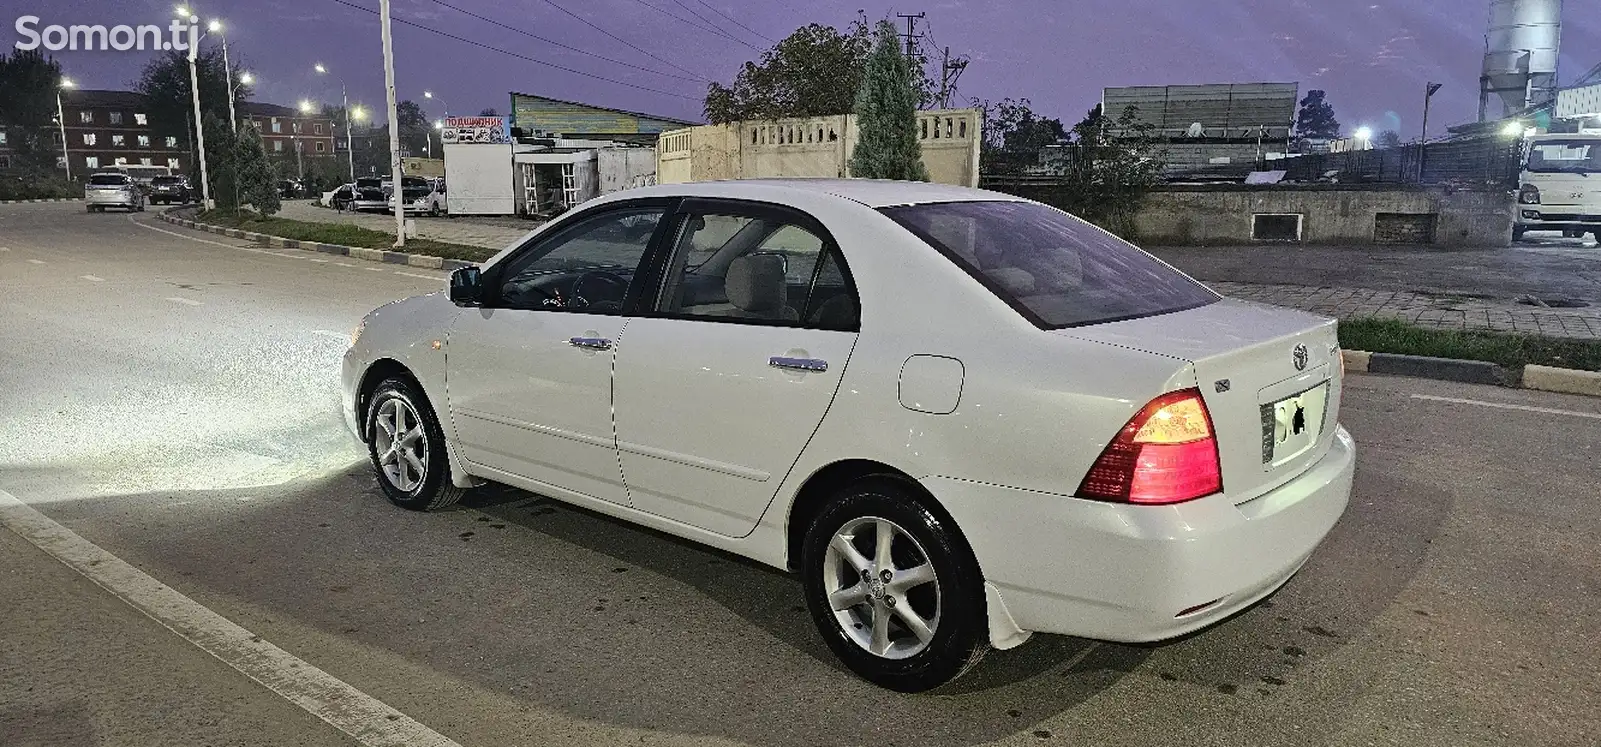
[570,271,630,311]
[501,281,563,308]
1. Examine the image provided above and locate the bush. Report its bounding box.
[0,175,80,201]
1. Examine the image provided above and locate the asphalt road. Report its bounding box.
[1148,233,1601,305]
[3,201,1599,746]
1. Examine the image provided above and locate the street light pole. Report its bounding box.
[212,22,237,133]
[317,64,357,181]
[379,0,405,247]
[183,16,214,210]
[56,78,73,181]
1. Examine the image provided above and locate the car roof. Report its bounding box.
[623,178,1027,209]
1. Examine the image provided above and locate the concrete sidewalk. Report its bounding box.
[276,200,534,250]
[1216,281,1601,340]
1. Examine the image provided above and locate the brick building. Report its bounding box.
[55,89,190,176]
[239,101,337,160]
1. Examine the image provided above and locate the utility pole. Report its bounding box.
[1420,81,1443,182]
[938,46,969,109]
[378,0,405,248]
[896,12,924,59]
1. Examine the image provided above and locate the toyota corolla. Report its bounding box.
[341,178,1356,692]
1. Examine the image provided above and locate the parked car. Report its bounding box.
[278,179,305,199]
[350,177,388,212]
[341,179,1356,692]
[147,175,193,205]
[320,183,355,211]
[84,172,146,213]
[392,176,447,216]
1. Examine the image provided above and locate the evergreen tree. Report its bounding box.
[201,111,237,210]
[1294,90,1341,139]
[848,21,928,182]
[235,123,279,216]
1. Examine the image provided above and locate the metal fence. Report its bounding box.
[1274,139,1523,187]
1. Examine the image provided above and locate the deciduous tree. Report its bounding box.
[0,50,64,179]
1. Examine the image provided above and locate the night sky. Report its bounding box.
[20,0,1601,139]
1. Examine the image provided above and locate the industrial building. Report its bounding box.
[1100,83,1299,178]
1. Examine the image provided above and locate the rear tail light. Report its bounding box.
[1076,389,1223,505]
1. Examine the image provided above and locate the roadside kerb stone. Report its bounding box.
[1341,350,1372,373]
[1367,353,1506,386]
[0,197,80,204]
[1522,365,1601,397]
[160,208,476,274]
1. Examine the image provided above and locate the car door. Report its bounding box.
[612,199,862,537]
[445,199,675,506]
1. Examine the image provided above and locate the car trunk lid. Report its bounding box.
[1058,299,1344,503]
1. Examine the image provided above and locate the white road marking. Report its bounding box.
[308,258,330,263]
[335,262,356,268]
[0,246,10,251]
[166,296,204,306]
[131,218,278,254]
[394,271,444,281]
[0,488,463,747]
[81,275,105,282]
[1409,394,1601,421]
[366,267,386,272]
[310,330,348,339]
[26,258,46,264]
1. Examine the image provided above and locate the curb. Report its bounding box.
[0,197,80,204]
[1343,349,1598,397]
[158,209,479,272]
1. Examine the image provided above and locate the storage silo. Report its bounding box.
[1480,0,1564,120]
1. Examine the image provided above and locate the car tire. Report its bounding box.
[800,477,989,693]
[364,377,469,512]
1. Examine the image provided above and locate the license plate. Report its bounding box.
[1260,383,1329,466]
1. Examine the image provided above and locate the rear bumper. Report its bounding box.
[930,426,1355,644]
[85,193,137,207]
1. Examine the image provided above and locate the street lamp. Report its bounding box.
[1502,120,1528,137]
[423,90,449,120]
[56,77,74,181]
[1354,126,1373,149]
[426,119,442,158]
[174,7,213,209]
[315,63,357,181]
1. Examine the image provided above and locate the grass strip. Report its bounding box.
[196,208,495,263]
[1340,317,1601,372]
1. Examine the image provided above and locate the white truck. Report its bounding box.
[1515,133,1601,242]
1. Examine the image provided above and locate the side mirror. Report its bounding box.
[449,266,483,307]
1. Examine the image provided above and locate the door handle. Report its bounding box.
[769,356,828,372]
[569,336,613,351]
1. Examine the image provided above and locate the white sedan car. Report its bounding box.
[342,179,1355,692]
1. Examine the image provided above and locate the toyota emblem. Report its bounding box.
[1292,344,1309,371]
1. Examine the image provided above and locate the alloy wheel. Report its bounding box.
[823,516,942,660]
[373,397,428,492]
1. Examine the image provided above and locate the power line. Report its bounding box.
[690,0,774,43]
[664,0,759,47]
[328,0,698,100]
[423,0,702,83]
[620,0,764,52]
[535,0,709,82]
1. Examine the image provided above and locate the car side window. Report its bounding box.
[654,210,859,330]
[493,207,663,314]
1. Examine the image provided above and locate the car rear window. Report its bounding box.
[882,201,1219,329]
[88,174,127,186]
[151,176,181,184]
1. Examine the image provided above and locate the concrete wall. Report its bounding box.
[657,108,981,188]
[1134,185,1515,247]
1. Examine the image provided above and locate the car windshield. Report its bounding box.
[1526,140,1601,174]
[402,177,428,188]
[882,201,1219,329]
[88,174,127,186]
[356,179,382,189]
